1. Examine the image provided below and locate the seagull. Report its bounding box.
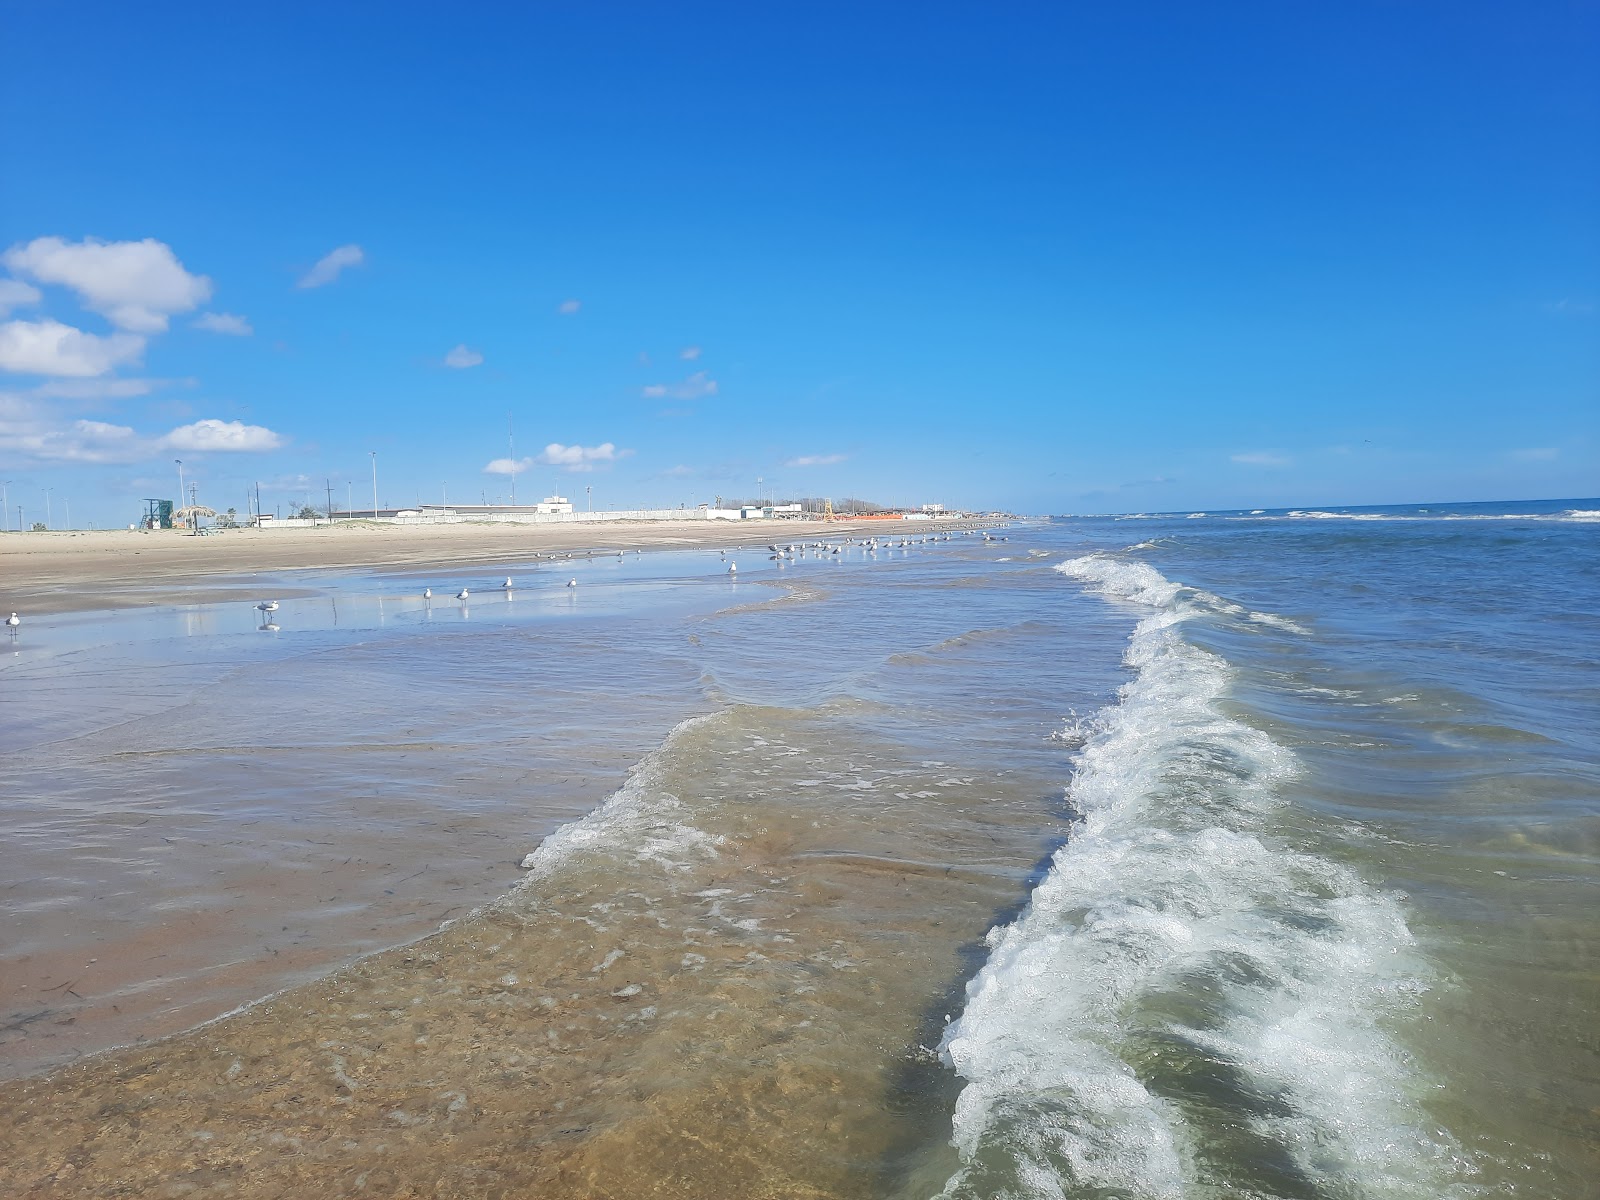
[503,577,514,589]
[456,588,470,600]
[423,587,432,599]
[728,563,737,574]
[567,578,577,587]
[255,600,279,613]
[5,613,18,634]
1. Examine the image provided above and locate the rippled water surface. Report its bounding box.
[1,505,1595,1197]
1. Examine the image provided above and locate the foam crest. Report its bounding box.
[515,713,726,889]
[937,557,1470,1198]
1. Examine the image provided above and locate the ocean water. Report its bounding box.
[0,506,1595,1198]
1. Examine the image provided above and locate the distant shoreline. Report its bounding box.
[0,516,986,615]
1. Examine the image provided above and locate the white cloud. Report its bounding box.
[0,278,41,317]
[641,371,717,400]
[663,464,695,477]
[784,453,846,468]
[1230,451,1291,467]
[444,343,484,369]
[3,237,212,332]
[536,442,626,472]
[1510,447,1559,461]
[483,456,532,475]
[557,299,581,315]
[162,418,285,452]
[680,345,702,360]
[298,244,365,289]
[193,311,253,336]
[0,318,145,376]
[0,402,284,464]
[29,377,163,400]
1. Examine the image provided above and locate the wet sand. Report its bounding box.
[0,670,1075,1200]
[0,518,946,615]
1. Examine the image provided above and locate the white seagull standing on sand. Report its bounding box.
[567,578,578,588]
[503,577,514,589]
[255,600,279,613]
[456,588,470,600]
[423,588,432,599]
[728,563,737,574]
[5,613,18,635]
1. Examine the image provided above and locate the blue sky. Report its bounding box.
[1,2,1595,524]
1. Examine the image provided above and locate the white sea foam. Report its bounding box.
[935,555,1470,1198]
[513,714,726,890]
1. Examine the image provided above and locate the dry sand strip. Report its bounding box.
[0,518,982,614]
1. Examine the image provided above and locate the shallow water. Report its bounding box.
[1,509,1595,1197]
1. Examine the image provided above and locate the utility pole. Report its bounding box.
[326,479,335,526]
[1,481,10,532]
[508,413,516,506]
[370,451,378,519]
[586,485,592,512]
[45,488,52,530]
[174,459,185,527]
[347,481,353,518]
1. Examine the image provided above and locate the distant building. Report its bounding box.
[413,496,573,518]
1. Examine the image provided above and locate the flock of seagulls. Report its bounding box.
[250,527,1011,629]
[7,526,1011,644]
[749,530,999,566]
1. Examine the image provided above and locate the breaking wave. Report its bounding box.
[933,553,1473,1198]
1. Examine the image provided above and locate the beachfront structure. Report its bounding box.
[416,496,573,519]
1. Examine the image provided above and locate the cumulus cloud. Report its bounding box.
[1230,451,1291,467]
[783,453,846,468]
[0,278,41,317]
[298,244,365,289]
[0,318,145,376]
[3,237,212,332]
[162,418,284,452]
[537,442,627,472]
[483,456,532,475]
[444,343,484,368]
[193,311,253,336]
[641,371,718,400]
[680,345,701,360]
[557,299,581,314]
[0,405,284,464]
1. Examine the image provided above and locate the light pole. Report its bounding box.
[175,459,186,529]
[45,488,52,530]
[347,481,353,518]
[370,452,378,519]
[1,481,9,532]
[586,485,592,512]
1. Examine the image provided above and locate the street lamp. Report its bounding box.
[175,459,186,529]
[586,485,592,512]
[44,488,53,530]
[370,452,378,519]
[1,481,10,532]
